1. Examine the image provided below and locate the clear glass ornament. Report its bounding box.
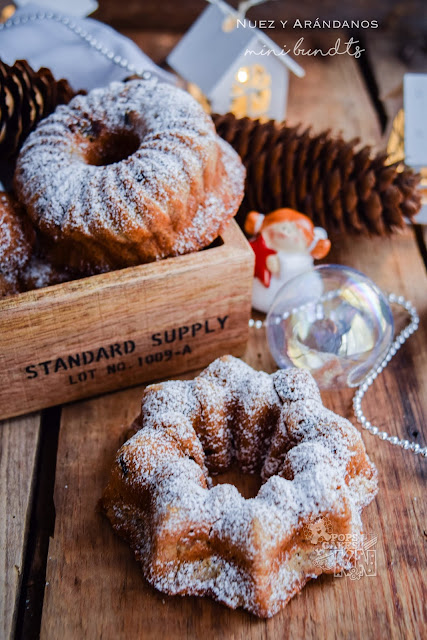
[266,265,394,389]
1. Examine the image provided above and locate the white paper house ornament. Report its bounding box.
[167,3,304,121]
[404,74,427,224]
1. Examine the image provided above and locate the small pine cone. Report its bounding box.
[213,112,422,236]
[0,59,77,159]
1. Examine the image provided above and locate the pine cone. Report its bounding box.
[0,59,76,159]
[213,112,422,235]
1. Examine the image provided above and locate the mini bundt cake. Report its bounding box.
[14,78,245,274]
[0,191,35,296]
[102,356,378,618]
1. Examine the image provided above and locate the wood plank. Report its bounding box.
[283,34,381,146]
[40,32,427,640]
[39,232,427,640]
[323,230,427,639]
[0,414,41,640]
[291,36,427,636]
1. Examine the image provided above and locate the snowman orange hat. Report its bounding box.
[244,208,331,260]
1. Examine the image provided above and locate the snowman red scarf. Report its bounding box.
[249,234,277,288]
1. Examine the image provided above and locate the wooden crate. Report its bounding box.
[0,221,254,420]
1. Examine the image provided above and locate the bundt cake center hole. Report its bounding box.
[85,130,140,166]
[211,465,263,499]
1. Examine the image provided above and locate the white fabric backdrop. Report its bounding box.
[0,2,174,92]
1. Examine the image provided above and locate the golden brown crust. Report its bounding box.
[102,356,378,617]
[14,79,245,274]
[0,191,35,296]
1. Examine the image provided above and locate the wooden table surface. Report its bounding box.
[1,30,426,640]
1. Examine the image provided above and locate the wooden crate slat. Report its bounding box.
[0,222,254,420]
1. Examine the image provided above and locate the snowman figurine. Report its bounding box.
[244,208,331,313]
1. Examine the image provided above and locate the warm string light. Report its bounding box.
[237,68,249,83]
[232,64,272,118]
[0,4,15,23]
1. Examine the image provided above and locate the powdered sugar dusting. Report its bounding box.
[102,355,378,617]
[0,192,35,296]
[14,79,245,272]
[0,193,33,273]
[20,255,71,290]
